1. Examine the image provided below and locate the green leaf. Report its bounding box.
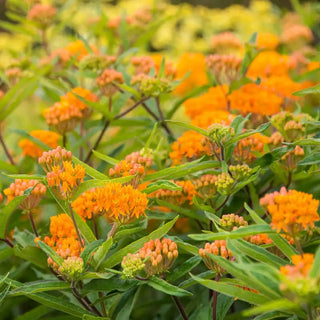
[292,82,320,96]
[91,237,113,271]
[0,192,29,238]
[92,150,119,165]
[9,281,70,296]
[101,216,179,268]
[228,239,287,268]
[191,274,266,305]
[166,256,202,282]
[73,156,108,180]
[146,277,192,297]
[298,152,320,166]
[189,225,275,241]
[166,121,208,136]
[143,180,182,194]
[309,246,320,278]
[0,283,10,306]
[80,240,104,267]
[37,241,63,266]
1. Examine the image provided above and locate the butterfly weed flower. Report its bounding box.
[19,130,60,159]
[47,161,85,200]
[96,69,124,97]
[4,179,46,212]
[138,238,178,277]
[199,240,233,275]
[38,146,73,173]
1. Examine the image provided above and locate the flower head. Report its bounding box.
[19,130,60,158]
[47,161,85,200]
[4,179,46,212]
[138,238,178,276]
[263,189,319,235]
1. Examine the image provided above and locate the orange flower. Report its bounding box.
[184,85,228,119]
[174,53,208,96]
[199,240,233,274]
[257,32,279,50]
[65,40,98,61]
[3,179,46,211]
[170,131,211,165]
[47,161,85,200]
[191,110,235,129]
[229,83,283,116]
[19,130,60,158]
[267,190,319,234]
[150,180,197,206]
[280,254,314,278]
[234,133,270,164]
[100,183,148,224]
[247,51,292,78]
[139,238,178,276]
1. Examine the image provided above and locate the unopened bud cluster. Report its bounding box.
[58,256,84,280]
[193,174,218,199]
[199,240,233,275]
[207,124,234,146]
[39,146,73,173]
[215,172,234,195]
[206,54,242,85]
[96,69,124,96]
[220,214,247,230]
[3,179,46,211]
[79,54,116,72]
[139,238,178,276]
[131,74,172,97]
[229,164,252,180]
[121,253,145,279]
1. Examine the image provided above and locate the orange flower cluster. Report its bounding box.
[139,238,178,276]
[102,183,148,224]
[265,189,319,234]
[150,180,196,205]
[27,4,57,28]
[72,188,103,220]
[211,32,243,55]
[234,133,270,164]
[170,131,211,165]
[247,51,293,78]
[174,53,208,96]
[4,179,46,211]
[65,40,98,61]
[229,83,283,116]
[44,214,82,268]
[47,161,85,200]
[18,130,60,158]
[199,240,233,274]
[38,146,73,173]
[96,69,124,96]
[184,85,228,119]
[191,110,235,129]
[44,87,97,134]
[280,254,314,278]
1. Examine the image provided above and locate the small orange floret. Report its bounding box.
[19,130,60,158]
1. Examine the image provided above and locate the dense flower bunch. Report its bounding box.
[4,179,46,211]
[261,189,319,235]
